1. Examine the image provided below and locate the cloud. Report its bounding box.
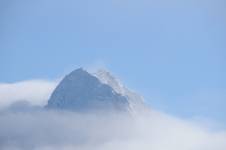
[0,79,225,150]
[0,110,225,150]
[0,80,58,109]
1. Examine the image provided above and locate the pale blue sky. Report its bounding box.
[0,0,226,125]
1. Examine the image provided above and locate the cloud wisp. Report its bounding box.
[0,80,58,109]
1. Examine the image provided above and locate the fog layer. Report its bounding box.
[0,110,225,150]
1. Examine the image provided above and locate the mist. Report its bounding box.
[0,108,226,150]
[0,80,57,109]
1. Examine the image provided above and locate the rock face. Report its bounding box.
[46,68,130,112]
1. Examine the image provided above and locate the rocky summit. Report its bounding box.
[46,68,137,112]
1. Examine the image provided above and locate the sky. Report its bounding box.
[0,0,226,126]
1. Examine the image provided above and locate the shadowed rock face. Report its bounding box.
[46,68,130,112]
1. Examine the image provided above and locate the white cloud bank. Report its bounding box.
[0,80,58,108]
[0,79,226,150]
[0,110,226,150]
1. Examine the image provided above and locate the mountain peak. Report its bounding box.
[46,68,130,112]
[67,68,88,77]
[70,67,86,73]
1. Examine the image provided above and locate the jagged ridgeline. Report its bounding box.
[46,68,144,112]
